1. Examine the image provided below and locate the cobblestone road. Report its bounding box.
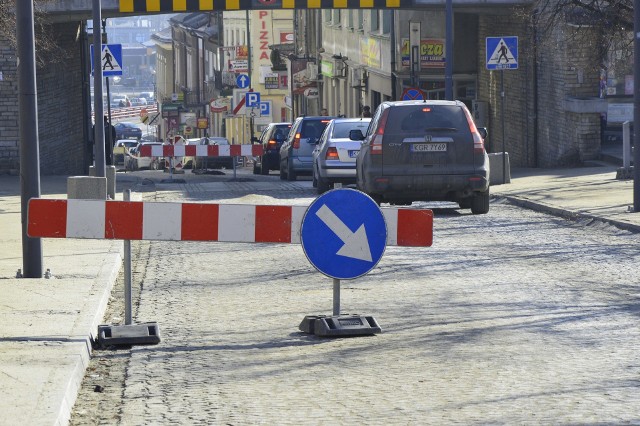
[114,177,640,425]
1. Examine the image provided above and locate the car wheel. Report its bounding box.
[317,176,330,194]
[150,160,158,170]
[286,159,296,181]
[261,158,269,175]
[253,162,260,175]
[470,189,490,215]
[279,160,286,180]
[458,198,472,209]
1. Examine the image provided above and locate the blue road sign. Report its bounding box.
[301,189,387,280]
[236,74,250,88]
[260,101,271,116]
[401,88,425,100]
[486,36,518,70]
[246,92,261,108]
[90,44,123,77]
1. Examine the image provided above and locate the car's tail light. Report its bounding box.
[464,108,486,154]
[370,108,389,155]
[293,133,301,149]
[325,147,339,160]
[267,139,277,148]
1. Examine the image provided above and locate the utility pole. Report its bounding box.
[92,0,106,177]
[634,0,640,211]
[17,0,43,278]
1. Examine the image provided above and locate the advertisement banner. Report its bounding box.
[401,38,446,69]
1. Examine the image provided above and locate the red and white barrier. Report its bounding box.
[139,144,263,158]
[27,199,433,246]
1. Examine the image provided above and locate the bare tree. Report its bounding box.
[0,0,68,66]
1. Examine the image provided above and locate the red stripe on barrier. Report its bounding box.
[255,206,292,243]
[185,145,197,156]
[27,199,67,238]
[106,201,143,240]
[252,145,263,156]
[397,209,433,246]
[181,203,219,241]
[163,145,173,157]
[140,145,152,157]
[229,145,241,157]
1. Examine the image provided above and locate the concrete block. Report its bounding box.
[67,176,107,200]
[489,152,511,186]
[89,165,116,199]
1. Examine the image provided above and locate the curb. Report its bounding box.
[493,195,640,234]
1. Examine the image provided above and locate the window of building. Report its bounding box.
[333,10,341,26]
[382,11,391,34]
[324,10,331,24]
[370,10,379,32]
[348,10,354,29]
[357,10,364,31]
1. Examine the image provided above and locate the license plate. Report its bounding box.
[348,150,359,158]
[411,143,447,152]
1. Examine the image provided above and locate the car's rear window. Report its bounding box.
[301,120,330,140]
[386,105,468,133]
[332,121,370,139]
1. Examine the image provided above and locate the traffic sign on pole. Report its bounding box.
[301,189,387,280]
[90,44,123,77]
[245,92,261,108]
[236,74,250,88]
[486,36,518,70]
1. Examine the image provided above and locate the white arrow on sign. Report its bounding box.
[315,204,372,262]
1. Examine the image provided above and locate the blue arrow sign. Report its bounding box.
[90,44,123,77]
[246,92,261,108]
[301,189,387,280]
[236,74,250,88]
[486,36,518,70]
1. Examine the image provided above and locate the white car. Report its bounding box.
[193,137,234,169]
[113,139,139,166]
[126,142,164,170]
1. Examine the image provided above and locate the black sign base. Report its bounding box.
[299,314,381,337]
[97,322,161,347]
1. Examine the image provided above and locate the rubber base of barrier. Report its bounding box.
[299,314,381,337]
[160,178,186,184]
[97,322,161,347]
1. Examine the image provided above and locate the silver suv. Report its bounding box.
[279,116,335,181]
[352,100,490,214]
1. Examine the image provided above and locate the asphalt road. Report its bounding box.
[71,168,640,425]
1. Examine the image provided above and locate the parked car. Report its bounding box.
[114,122,142,140]
[130,97,147,106]
[126,142,164,171]
[279,116,335,181]
[113,139,139,166]
[252,122,292,175]
[111,94,130,108]
[312,117,371,193]
[139,92,155,102]
[193,137,235,169]
[352,100,490,214]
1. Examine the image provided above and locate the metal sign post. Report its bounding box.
[486,36,518,184]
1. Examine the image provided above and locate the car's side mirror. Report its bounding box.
[349,129,365,141]
[477,127,488,140]
[251,136,259,143]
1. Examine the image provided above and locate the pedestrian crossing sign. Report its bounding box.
[486,37,518,70]
[90,44,123,77]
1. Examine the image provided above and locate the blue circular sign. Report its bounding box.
[236,74,250,88]
[301,189,387,280]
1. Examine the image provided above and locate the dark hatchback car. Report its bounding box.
[252,122,291,175]
[114,122,142,140]
[279,116,335,181]
[352,100,490,214]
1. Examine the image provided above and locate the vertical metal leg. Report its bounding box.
[333,278,340,316]
[124,189,133,325]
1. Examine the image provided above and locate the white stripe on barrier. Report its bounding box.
[144,202,182,240]
[68,199,105,239]
[151,145,163,157]
[219,204,255,242]
[196,145,208,157]
[219,145,230,156]
[174,145,186,156]
[382,209,398,246]
[291,206,307,244]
